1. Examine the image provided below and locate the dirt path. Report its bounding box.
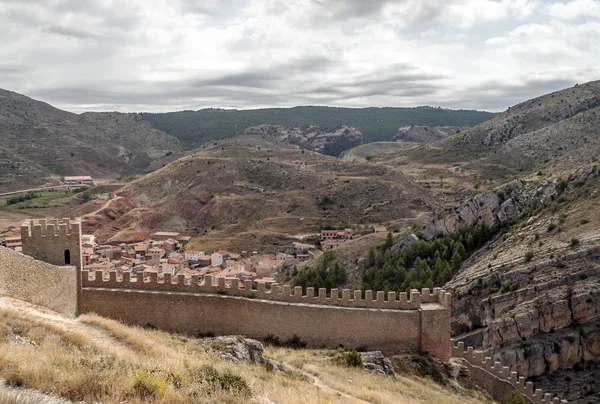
[279,361,372,404]
[0,296,122,353]
[0,297,133,404]
[81,196,123,219]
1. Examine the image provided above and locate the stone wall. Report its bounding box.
[0,247,77,317]
[21,218,83,270]
[80,271,452,358]
[452,341,568,403]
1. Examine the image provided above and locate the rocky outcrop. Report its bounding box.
[533,360,600,403]
[243,124,362,156]
[359,351,395,376]
[208,336,266,364]
[421,179,557,239]
[450,246,600,381]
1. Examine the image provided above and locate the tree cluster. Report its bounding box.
[5,191,40,206]
[362,222,494,294]
[291,251,348,294]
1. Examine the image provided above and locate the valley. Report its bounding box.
[1,80,599,403]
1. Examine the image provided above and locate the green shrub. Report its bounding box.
[559,213,567,223]
[524,251,534,263]
[570,238,580,246]
[500,390,526,404]
[129,369,166,399]
[285,335,307,349]
[547,223,557,232]
[193,366,250,396]
[580,218,590,225]
[344,350,363,368]
[555,261,567,268]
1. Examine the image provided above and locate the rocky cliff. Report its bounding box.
[243,124,362,156]
[439,166,600,402]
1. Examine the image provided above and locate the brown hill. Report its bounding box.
[0,89,184,192]
[373,80,600,204]
[393,125,465,143]
[242,124,363,156]
[83,136,438,251]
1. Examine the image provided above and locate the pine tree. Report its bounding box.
[366,248,376,268]
[454,241,466,259]
[383,232,394,250]
[452,251,463,271]
[466,234,474,250]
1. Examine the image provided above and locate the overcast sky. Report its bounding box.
[0,0,598,113]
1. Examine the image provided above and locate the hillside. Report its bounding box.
[243,124,363,157]
[74,136,439,250]
[141,106,495,145]
[0,296,488,404]
[392,80,600,182]
[445,167,600,403]
[0,89,184,192]
[393,125,465,143]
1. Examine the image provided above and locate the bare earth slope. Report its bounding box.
[0,89,184,192]
[85,136,438,251]
[388,80,600,189]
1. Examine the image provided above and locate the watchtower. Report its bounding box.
[21,218,83,270]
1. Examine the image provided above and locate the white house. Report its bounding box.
[210,252,223,267]
[81,234,95,245]
[64,176,95,185]
[184,250,204,262]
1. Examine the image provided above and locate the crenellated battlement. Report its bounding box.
[82,270,451,310]
[21,218,81,239]
[452,341,567,403]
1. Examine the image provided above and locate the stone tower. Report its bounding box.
[21,218,83,270]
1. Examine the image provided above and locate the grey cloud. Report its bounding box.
[439,77,581,111]
[0,64,29,74]
[42,25,101,39]
[176,0,248,18]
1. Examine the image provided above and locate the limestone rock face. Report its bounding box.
[243,124,363,157]
[421,179,557,239]
[359,351,395,376]
[209,336,266,364]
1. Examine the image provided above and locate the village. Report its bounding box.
[0,176,391,284]
[0,225,373,285]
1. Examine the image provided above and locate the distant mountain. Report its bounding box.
[243,124,363,157]
[398,80,600,179]
[141,106,495,146]
[393,125,465,143]
[0,89,184,192]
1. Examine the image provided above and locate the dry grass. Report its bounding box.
[0,309,487,404]
[266,347,490,404]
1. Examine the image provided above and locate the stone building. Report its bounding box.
[21,218,82,270]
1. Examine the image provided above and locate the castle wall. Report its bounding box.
[0,247,77,317]
[421,302,452,361]
[80,288,422,354]
[21,219,82,270]
[80,272,452,357]
[452,341,567,403]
